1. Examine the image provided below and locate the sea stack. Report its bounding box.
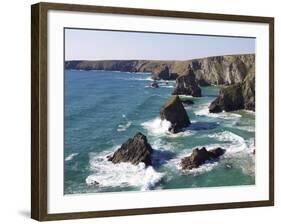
[209,83,244,113]
[160,95,191,133]
[151,65,177,80]
[108,132,153,166]
[172,66,202,97]
[180,147,225,170]
[209,70,255,113]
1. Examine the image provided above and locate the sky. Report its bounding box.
[65,28,255,61]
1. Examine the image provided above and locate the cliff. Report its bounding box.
[66,54,255,112]
[65,54,255,85]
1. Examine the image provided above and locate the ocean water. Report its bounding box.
[64,70,255,194]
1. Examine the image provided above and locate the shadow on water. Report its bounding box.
[152,150,176,169]
[187,121,219,131]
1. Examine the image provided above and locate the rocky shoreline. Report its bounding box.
[66,54,255,113]
[70,54,255,174]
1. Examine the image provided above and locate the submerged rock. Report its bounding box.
[108,132,153,166]
[172,66,202,97]
[160,95,191,133]
[180,147,225,170]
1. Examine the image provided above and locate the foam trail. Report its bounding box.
[65,153,79,161]
[117,121,132,132]
[128,77,153,81]
[208,131,249,154]
[117,114,132,132]
[195,105,242,120]
[182,161,219,176]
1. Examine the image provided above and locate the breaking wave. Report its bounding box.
[86,150,163,191]
[141,117,195,138]
[141,117,171,135]
[170,130,255,176]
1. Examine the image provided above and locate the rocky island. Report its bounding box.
[160,95,191,133]
[181,147,226,170]
[172,65,202,97]
[108,132,153,166]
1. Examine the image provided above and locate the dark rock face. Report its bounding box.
[209,70,255,113]
[209,83,244,113]
[151,65,177,80]
[180,147,225,170]
[172,67,202,97]
[208,147,226,158]
[108,132,153,166]
[242,71,255,111]
[197,78,211,87]
[160,95,191,133]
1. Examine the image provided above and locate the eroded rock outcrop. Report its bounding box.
[160,95,191,133]
[242,70,255,111]
[151,65,177,80]
[209,69,255,113]
[209,83,244,113]
[172,67,202,97]
[108,132,153,166]
[180,147,225,170]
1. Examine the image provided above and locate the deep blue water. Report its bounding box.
[64,70,255,194]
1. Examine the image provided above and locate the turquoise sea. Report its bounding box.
[64,70,255,194]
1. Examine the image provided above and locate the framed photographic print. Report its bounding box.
[31,2,274,221]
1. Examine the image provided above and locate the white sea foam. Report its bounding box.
[159,85,174,88]
[195,105,242,120]
[167,130,195,138]
[65,153,79,161]
[117,121,132,132]
[86,151,163,190]
[117,114,132,132]
[141,117,171,135]
[207,131,255,175]
[207,131,249,154]
[179,94,193,98]
[128,77,153,81]
[171,131,255,176]
[242,109,256,115]
[141,117,194,138]
[144,84,174,89]
[183,161,219,176]
[235,125,255,132]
